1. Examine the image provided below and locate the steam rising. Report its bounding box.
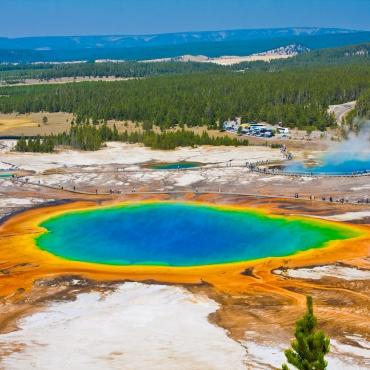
[285,122,370,174]
[328,121,370,161]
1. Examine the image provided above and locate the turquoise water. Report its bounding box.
[36,202,356,267]
[150,162,201,170]
[284,153,370,175]
[0,173,12,178]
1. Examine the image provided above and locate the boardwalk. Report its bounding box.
[11,176,370,207]
[248,161,370,178]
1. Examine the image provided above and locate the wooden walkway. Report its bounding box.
[249,161,370,178]
[11,177,370,207]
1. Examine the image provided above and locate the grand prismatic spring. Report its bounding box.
[36,202,359,267]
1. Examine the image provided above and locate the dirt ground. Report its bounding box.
[0,112,73,136]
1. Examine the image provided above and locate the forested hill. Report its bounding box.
[1,28,370,63]
[1,64,369,131]
[239,43,370,70]
[1,43,370,83]
[0,28,355,50]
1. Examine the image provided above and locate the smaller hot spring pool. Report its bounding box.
[283,152,370,176]
[0,173,13,178]
[149,162,202,170]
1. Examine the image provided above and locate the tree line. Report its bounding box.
[2,64,370,131]
[1,43,369,83]
[0,61,223,83]
[15,136,55,152]
[120,129,249,150]
[356,88,370,119]
[14,123,249,152]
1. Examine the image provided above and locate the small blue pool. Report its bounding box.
[149,162,202,170]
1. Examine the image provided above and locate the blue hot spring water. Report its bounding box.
[35,202,357,267]
[284,152,370,175]
[151,162,201,170]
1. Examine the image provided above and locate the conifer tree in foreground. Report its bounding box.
[282,296,330,370]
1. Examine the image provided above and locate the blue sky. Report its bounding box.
[2,0,370,37]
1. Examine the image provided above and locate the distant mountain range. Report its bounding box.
[0,28,357,50]
[1,28,370,63]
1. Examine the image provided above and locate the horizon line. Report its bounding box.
[1,26,365,40]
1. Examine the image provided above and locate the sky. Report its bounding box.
[2,0,370,38]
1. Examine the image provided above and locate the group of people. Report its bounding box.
[280,145,293,160]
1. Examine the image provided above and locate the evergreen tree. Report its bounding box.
[14,135,54,153]
[112,124,119,140]
[282,296,330,370]
[15,136,27,152]
[142,121,153,131]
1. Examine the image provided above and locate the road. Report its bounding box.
[328,101,356,125]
